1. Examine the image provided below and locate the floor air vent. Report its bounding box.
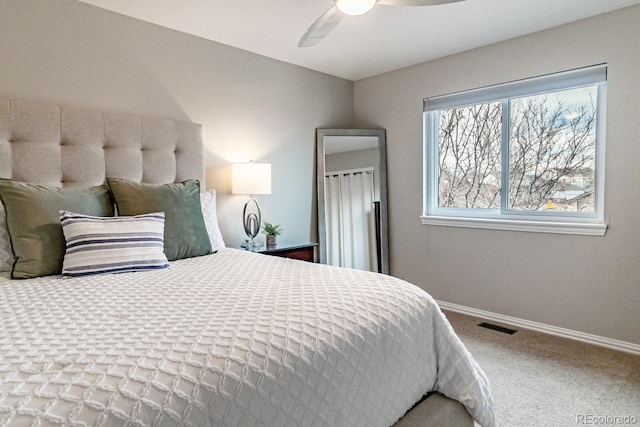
[478,322,518,335]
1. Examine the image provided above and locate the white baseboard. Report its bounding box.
[436,300,640,356]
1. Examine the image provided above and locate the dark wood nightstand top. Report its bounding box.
[255,242,318,262]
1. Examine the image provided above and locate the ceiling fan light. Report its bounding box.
[335,0,377,16]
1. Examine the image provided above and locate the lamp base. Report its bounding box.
[241,238,264,251]
[243,196,262,240]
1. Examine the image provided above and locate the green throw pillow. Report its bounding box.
[107,178,212,261]
[0,179,114,279]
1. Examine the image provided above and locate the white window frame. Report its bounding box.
[422,65,607,236]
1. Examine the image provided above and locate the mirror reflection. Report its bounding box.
[317,129,389,274]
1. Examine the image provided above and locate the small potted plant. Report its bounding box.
[262,222,283,247]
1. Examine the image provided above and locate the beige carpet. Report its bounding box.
[443,310,640,427]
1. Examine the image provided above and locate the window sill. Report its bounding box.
[420,215,607,236]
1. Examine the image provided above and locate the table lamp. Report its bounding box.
[231,162,271,248]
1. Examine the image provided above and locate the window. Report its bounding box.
[423,65,607,235]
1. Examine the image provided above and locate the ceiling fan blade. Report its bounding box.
[378,0,465,6]
[298,6,344,47]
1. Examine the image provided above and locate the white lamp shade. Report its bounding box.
[232,163,271,195]
[335,0,377,16]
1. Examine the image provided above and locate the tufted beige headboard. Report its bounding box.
[0,98,204,188]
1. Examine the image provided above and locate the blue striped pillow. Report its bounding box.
[59,211,170,277]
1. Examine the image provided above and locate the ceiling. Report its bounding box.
[77,0,640,81]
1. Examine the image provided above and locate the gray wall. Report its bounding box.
[0,0,353,247]
[353,6,640,345]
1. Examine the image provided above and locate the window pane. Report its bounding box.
[508,86,597,212]
[438,102,502,209]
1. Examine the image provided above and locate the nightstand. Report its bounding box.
[257,243,318,262]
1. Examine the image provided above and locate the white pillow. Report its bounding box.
[0,201,13,272]
[59,210,169,277]
[200,189,225,251]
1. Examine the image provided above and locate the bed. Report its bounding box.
[0,98,494,427]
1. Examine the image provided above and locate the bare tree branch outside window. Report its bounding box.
[509,88,596,212]
[436,86,597,213]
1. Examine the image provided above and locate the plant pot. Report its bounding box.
[266,234,276,247]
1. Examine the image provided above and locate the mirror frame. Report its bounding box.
[316,128,389,274]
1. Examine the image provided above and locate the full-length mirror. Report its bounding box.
[317,129,389,274]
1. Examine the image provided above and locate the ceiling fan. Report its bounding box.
[299,0,466,47]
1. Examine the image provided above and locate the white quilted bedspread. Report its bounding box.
[0,249,494,427]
